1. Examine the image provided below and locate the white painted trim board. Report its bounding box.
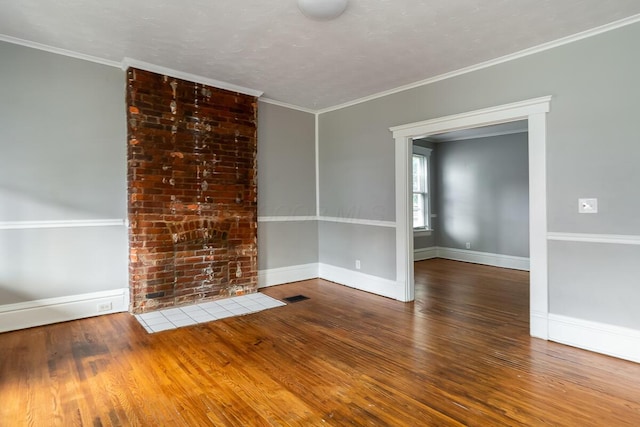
[258,263,318,288]
[433,247,530,271]
[0,218,126,230]
[548,314,640,364]
[547,232,640,245]
[319,263,401,300]
[257,215,396,228]
[414,247,438,261]
[122,57,263,98]
[0,289,129,333]
[391,96,551,339]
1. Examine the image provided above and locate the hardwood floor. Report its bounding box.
[1,259,639,426]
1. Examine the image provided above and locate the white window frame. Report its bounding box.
[412,146,432,235]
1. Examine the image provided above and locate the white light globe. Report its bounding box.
[297,0,349,20]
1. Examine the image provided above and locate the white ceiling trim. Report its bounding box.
[121,57,263,98]
[259,97,317,114]
[317,13,640,115]
[0,33,121,68]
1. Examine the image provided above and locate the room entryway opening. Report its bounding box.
[390,97,551,339]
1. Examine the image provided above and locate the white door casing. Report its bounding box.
[390,96,551,339]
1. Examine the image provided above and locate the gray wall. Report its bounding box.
[257,102,318,270]
[317,22,640,329]
[319,222,395,280]
[436,132,529,257]
[0,41,127,304]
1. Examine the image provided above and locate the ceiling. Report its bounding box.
[1,1,640,111]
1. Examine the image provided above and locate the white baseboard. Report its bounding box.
[0,288,129,333]
[414,247,438,261]
[258,263,319,288]
[318,263,401,300]
[548,314,640,364]
[530,311,549,339]
[434,247,530,271]
[258,263,401,300]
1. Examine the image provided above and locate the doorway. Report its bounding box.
[390,97,551,339]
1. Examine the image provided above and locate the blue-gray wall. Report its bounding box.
[436,132,529,257]
[257,102,317,270]
[0,41,127,304]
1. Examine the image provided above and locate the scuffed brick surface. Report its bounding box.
[127,69,257,313]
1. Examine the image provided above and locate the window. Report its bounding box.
[412,148,431,229]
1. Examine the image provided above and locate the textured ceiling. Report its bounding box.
[1,0,640,110]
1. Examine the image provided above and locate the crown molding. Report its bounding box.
[3,12,640,113]
[122,57,263,98]
[318,13,640,114]
[259,97,317,114]
[0,34,121,68]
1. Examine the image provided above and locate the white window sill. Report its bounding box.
[413,228,432,237]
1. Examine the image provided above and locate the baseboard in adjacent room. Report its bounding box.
[0,288,129,333]
[414,246,530,271]
[414,247,438,261]
[548,314,640,364]
[258,263,319,288]
[318,263,401,300]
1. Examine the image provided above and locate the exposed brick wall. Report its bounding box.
[126,68,257,313]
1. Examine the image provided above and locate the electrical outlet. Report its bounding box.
[97,302,112,312]
[579,198,598,213]
[355,259,361,270]
[465,242,471,249]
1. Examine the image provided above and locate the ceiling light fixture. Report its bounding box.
[297,0,349,20]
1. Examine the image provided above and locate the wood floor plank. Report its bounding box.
[1,259,640,425]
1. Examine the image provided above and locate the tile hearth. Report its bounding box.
[134,293,285,333]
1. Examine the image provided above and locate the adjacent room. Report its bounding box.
[1,1,640,425]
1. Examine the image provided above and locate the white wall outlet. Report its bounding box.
[97,302,112,312]
[465,242,471,249]
[579,198,598,213]
[355,259,361,270]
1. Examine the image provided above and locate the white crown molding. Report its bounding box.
[548,314,640,364]
[122,57,263,98]
[318,13,640,114]
[0,218,126,230]
[0,34,121,68]
[318,216,396,228]
[5,12,639,114]
[0,288,129,333]
[547,232,640,245]
[259,97,317,114]
[257,216,317,222]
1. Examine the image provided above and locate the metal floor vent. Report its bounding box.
[283,295,310,303]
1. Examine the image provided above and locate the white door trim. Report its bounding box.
[390,96,552,339]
